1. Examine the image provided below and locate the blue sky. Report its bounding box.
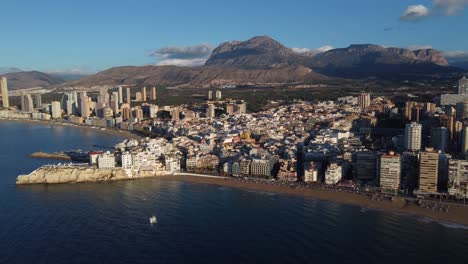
[1,0,467,73]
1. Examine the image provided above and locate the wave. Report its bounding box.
[418,217,468,230]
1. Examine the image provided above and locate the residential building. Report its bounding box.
[325,163,342,185]
[419,148,439,194]
[404,122,422,151]
[379,152,401,192]
[0,76,9,108]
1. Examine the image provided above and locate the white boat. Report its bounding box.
[149,216,158,224]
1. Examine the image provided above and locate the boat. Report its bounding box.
[149,216,158,224]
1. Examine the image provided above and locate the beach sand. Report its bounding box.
[159,175,468,226]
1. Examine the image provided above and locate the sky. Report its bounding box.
[1,0,468,73]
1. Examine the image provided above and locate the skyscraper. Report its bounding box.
[380,152,401,192]
[206,103,215,118]
[458,76,468,95]
[34,94,42,108]
[0,77,9,108]
[208,91,213,100]
[419,148,439,194]
[50,101,62,119]
[358,93,370,110]
[151,86,157,100]
[431,127,449,152]
[404,122,422,151]
[22,93,34,112]
[118,86,123,104]
[141,86,147,101]
[126,87,131,104]
[215,90,222,100]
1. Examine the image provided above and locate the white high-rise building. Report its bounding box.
[0,77,9,108]
[404,122,422,151]
[215,90,222,100]
[458,76,468,95]
[206,103,215,118]
[50,101,62,119]
[126,87,131,104]
[118,86,123,104]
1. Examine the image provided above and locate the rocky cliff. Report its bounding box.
[16,166,167,185]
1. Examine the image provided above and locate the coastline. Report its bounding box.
[0,118,142,140]
[158,175,468,226]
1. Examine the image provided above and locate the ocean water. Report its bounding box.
[0,121,467,264]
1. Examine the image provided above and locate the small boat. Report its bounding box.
[149,216,158,224]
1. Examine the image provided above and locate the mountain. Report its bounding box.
[63,64,325,89]
[308,44,457,78]
[205,37,459,78]
[56,36,463,90]
[0,67,23,75]
[2,71,65,90]
[205,36,309,69]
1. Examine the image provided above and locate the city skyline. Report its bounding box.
[1,0,468,73]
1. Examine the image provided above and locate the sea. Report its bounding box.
[0,121,467,264]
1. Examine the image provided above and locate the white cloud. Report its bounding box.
[400,5,430,21]
[150,44,213,60]
[292,45,334,55]
[443,50,468,60]
[149,43,214,66]
[157,58,208,67]
[407,45,433,50]
[434,0,468,15]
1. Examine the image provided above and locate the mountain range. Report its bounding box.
[1,36,465,90]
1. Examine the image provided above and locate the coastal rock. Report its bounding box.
[16,166,165,185]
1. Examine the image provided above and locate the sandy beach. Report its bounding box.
[0,118,142,139]
[159,175,468,226]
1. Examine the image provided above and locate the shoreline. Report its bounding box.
[0,118,142,139]
[158,174,468,226]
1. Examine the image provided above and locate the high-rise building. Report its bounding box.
[126,87,131,104]
[215,90,222,100]
[431,127,449,152]
[20,91,25,111]
[0,77,9,108]
[208,91,213,100]
[462,125,468,155]
[141,87,147,101]
[80,94,91,118]
[150,86,157,100]
[419,148,439,194]
[120,104,131,120]
[405,101,416,120]
[448,159,468,198]
[380,152,401,192]
[206,103,215,118]
[22,94,34,112]
[236,101,247,114]
[135,92,143,102]
[118,86,123,104]
[458,76,468,95]
[34,94,42,108]
[404,122,422,151]
[358,93,370,110]
[410,106,422,122]
[50,101,62,119]
[354,151,377,181]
